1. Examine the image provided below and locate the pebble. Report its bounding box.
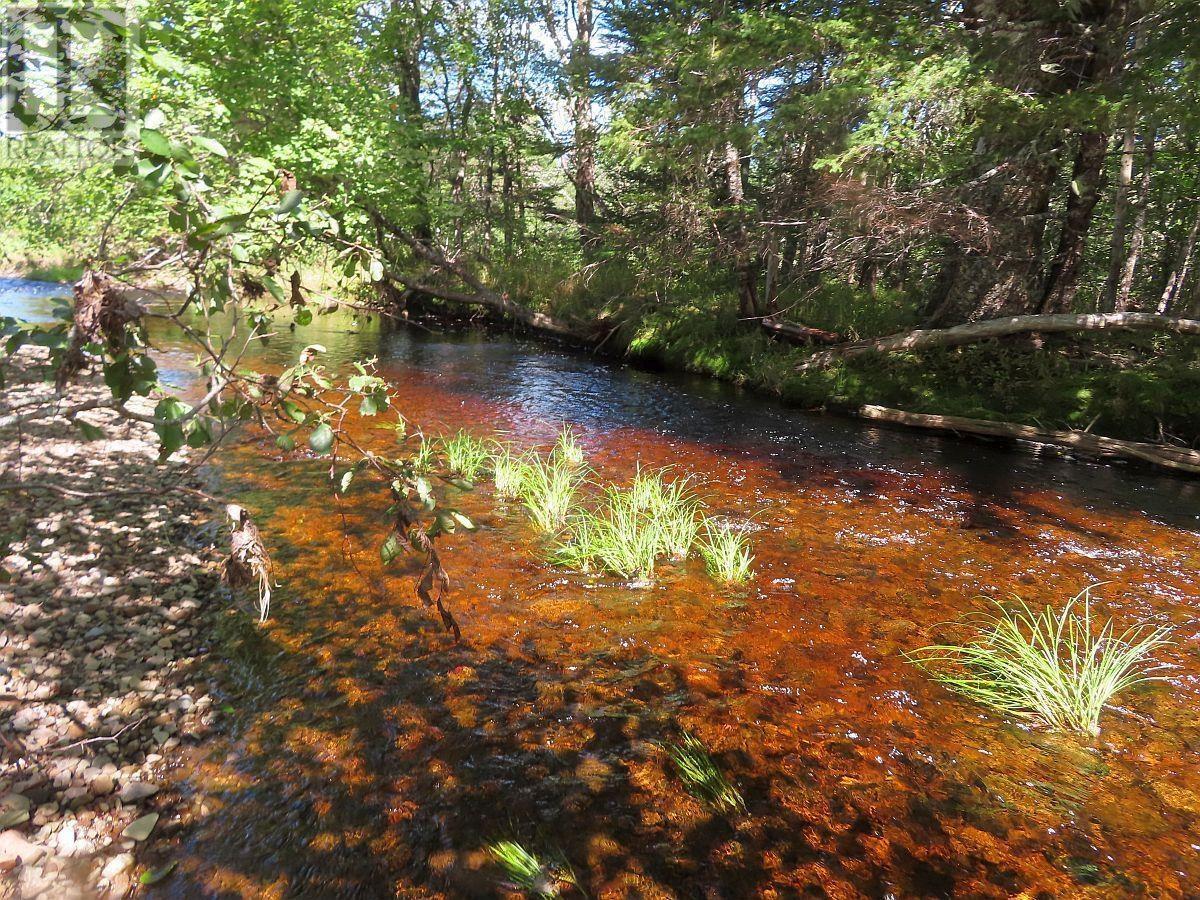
[117,781,159,803]
[0,347,225,898]
[101,852,133,878]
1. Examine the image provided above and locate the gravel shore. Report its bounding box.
[1,347,226,897]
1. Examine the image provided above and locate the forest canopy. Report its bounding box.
[3,0,1200,446]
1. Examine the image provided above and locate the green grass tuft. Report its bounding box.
[552,423,585,467]
[698,519,754,583]
[665,732,744,813]
[487,840,568,898]
[554,487,663,581]
[908,586,1172,736]
[553,469,705,581]
[409,435,436,474]
[521,454,585,533]
[492,441,534,499]
[442,430,492,480]
[629,466,701,559]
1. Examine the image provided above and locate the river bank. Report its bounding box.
[0,348,228,897]
[5,260,1199,470]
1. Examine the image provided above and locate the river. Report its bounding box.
[4,277,1198,897]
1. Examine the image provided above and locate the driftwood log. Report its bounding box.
[761,316,842,345]
[853,405,1200,475]
[798,312,1200,371]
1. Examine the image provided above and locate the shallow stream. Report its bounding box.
[5,278,1199,897]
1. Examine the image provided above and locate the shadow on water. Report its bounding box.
[151,566,1030,897]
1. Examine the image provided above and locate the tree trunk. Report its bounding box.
[852,406,1200,475]
[1159,202,1200,314]
[724,140,760,318]
[449,86,473,254]
[1038,130,1110,313]
[1102,126,1136,311]
[797,312,1200,371]
[1116,126,1156,311]
[570,0,597,254]
[933,0,1128,325]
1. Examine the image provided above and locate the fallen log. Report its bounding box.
[798,312,1200,371]
[761,316,842,345]
[361,205,593,344]
[852,405,1200,475]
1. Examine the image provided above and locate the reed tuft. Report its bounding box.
[908,586,1172,736]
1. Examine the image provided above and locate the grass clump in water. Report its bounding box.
[492,442,534,499]
[908,586,1172,736]
[698,519,754,583]
[553,469,707,581]
[487,840,576,899]
[665,732,744,814]
[629,467,701,559]
[555,487,663,581]
[552,423,585,467]
[407,434,436,474]
[442,430,492,480]
[521,454,584,533]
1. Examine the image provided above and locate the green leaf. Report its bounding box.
[275,433,296,451]
[156,424,186,458]
[147,48,187,74]
[280,399,306,424]
[368,257,384,282]
[413,476,433,504]
[293,308,313,327]
[192,135,228,157]
[185,417,213,448]
[337,469,354,494]
[449,511,476,531]
[139,861,177,885]
[359,392,387,416]
[276,190,304,215]
[140,128,172,157]
[308,422,334,454]
[154,397,191,422]
[380,531,404,564]
[262,276,286,303]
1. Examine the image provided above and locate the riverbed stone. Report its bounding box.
[117,781,158,803]
[0,346,226,897]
